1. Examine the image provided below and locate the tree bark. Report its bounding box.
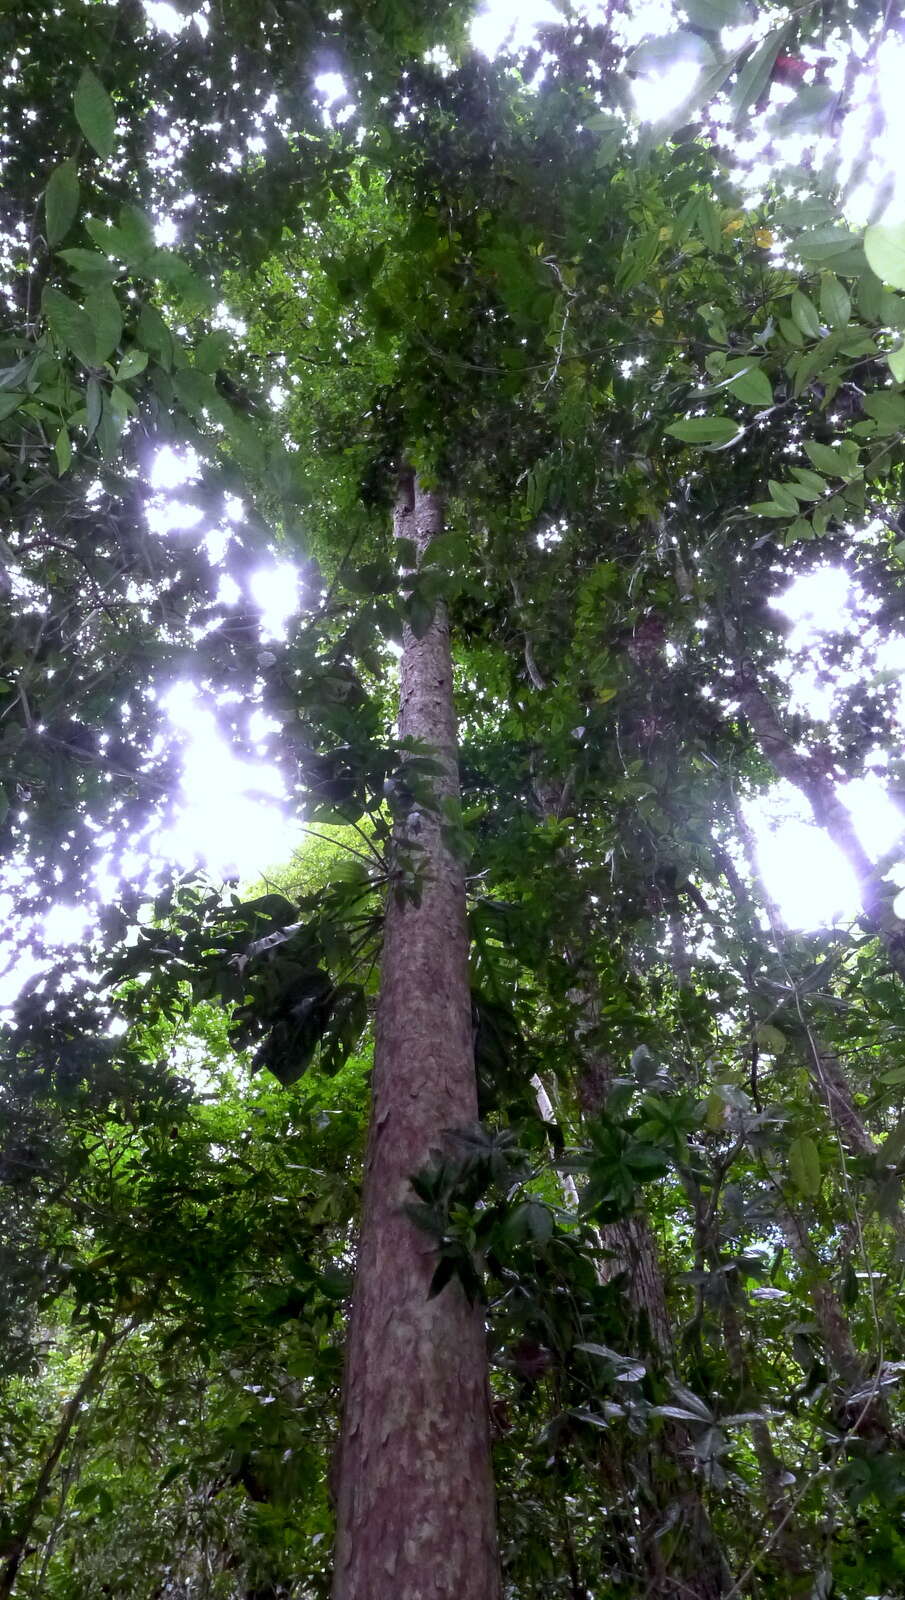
[332,475,500,1600]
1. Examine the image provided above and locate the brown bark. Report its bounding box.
[332,476,500,1600]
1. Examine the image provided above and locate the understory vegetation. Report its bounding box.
[3,0,905,1594]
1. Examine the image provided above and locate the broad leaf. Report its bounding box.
[45,159,80,246]
[789,1135,822,1198]
[682,0,746,27]
[730,25,791,122]
[84,286,122,362]
[665,416,741,445]
[727,366,773,406]
[864,223,905,292]
[43,286,97,367]
[791,290,821,341]
[74,67,116,160]
[819,274,851,329]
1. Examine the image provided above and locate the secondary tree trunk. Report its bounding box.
[332,475,500,1600]
[0,1319,135,1600]
[576,1051,672,1356]
[716,831,905,1241]
[577,1046,729,1598]
[731,653,905,978]
[779,1202,892,1440]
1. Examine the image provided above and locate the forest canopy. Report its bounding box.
[3,1,905,1596]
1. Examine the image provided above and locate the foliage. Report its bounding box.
[4,1,905,1596]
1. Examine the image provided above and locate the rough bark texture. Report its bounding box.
[332,477,500,1600]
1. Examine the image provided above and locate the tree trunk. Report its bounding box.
[332,475,500,1600]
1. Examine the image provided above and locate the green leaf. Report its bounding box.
[74,67,116,160]
[116,347,148,381]
[682,0,746,26]
[879,290,905,331]
[194,330,232,373]
[628,32,715,76]
[791,329,846,397]
[785,517,815,543]
[97,386,128,458]
[754,1022,787,1056]
[796,226,862,267]
[84,287,122,362]
[788,467,827,499]
[730,25,791,122]
[695,195,723,256]
[665,416,741,445]
[85,376,102,439]
[117,204,156,261]
[727,365,773,406]
[138,303,175,370]
[889,342,905,385]
[774,82,835,136]
[173,367,218,419]
[864,223,905,291]
[0,392,24,423]
[45,159,80,247]
[803,439,858,479]
[791,290,821,341]
[778,316,803,348]
[863,390,905,434]
[819,273,851,329]
[749,500,791,517]
[43,286,97,367]
[789,1134,822,1198]
[766,481,799,515]
[58,248,119,284]
[54,426,72,474]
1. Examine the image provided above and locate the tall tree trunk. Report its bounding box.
[332,475,500,1600]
